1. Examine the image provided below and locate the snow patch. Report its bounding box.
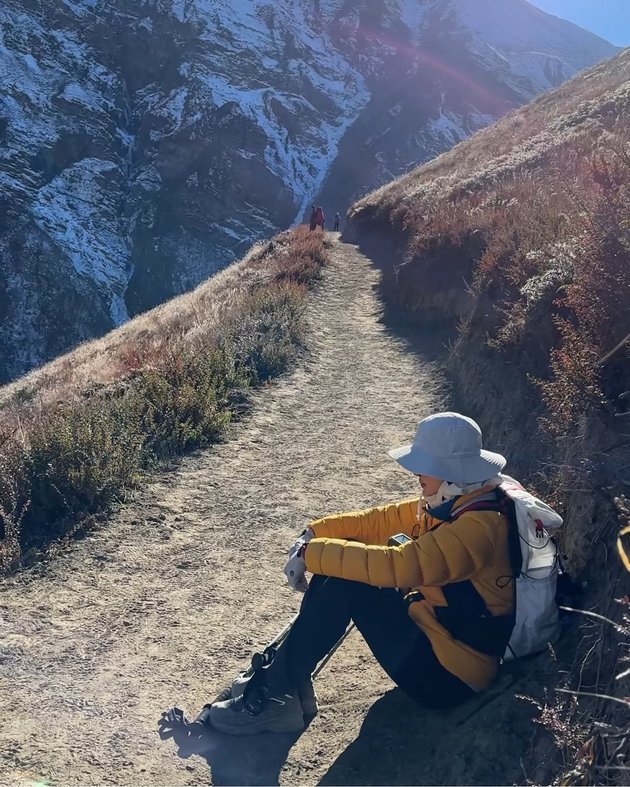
[23,54,40,71]
[61,82,100,109]
[452,0,617,89]
[110,293,129,325]
[32,158,131,296]
[200,44,369,221]
[429,109,467,146]
[398,0,429,41]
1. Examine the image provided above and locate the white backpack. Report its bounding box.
[452,475,563,661]
[498,475,563,660]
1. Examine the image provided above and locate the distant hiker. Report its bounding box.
[309,205,317,232]
[314,206,325,230]
[206,412,561,735]
[333,212,341,231]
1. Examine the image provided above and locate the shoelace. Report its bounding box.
[268,693,293,706]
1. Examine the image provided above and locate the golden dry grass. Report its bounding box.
[0,228,326,414]
[348,48,630,438]
[352,50,630,221]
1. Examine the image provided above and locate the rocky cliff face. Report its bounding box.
[0,0,617,382]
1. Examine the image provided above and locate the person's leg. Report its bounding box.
[271,575,474,709]
[210,576,474,733]
[208,575,343,734]
[352,599,475,709]
[214,576,344,709]
[280,574,353,686]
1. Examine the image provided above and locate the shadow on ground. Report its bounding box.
[317,684,531,786]
[160,664,557,786]
[162,721,303,786]
[339,231,454,357]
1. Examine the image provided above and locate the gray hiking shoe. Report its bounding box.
[215,672,318,718]
[209,692,305,736]
[213,671,250,704]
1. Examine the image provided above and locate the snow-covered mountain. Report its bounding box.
[0,0,618,382]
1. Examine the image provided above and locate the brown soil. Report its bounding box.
[0,238,552,786]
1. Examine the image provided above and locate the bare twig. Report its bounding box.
[559,605,628,634]
[556,688,630,708]
[599,332,630,366]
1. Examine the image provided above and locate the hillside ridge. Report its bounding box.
[0,0,618,383]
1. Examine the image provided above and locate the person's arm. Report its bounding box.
[309,498,419,545]
[305,509,502,587]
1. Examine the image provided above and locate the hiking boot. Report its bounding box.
[214,672,318,718]
[209,692,305,736]
[213,671,250,704]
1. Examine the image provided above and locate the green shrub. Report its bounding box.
[23,395,145,546]
[223,283,307,384]
[0,228,328,569]
[137,347,243,461]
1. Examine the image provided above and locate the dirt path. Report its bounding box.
[0,238,538,787]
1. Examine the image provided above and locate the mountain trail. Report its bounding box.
[0,238,534,786]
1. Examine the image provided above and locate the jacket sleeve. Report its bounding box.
[305,509,503,587]
[308,498,419,546]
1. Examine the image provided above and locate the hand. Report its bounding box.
[284,546,308,591]
[284,528,315,592]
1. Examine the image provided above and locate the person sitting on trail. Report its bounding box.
[208,412,516,735]
[334,212,341,231]
[309,205,317,232]
[315,206,325,230]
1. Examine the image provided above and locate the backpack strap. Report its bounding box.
[449,490,523,578]
[424,493,516,657]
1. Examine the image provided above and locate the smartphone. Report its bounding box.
[388,533,413,547]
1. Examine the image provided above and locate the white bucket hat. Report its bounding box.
[388,412,506,483]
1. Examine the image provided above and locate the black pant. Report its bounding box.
[269,575,474,709]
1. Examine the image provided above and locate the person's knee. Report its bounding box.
[310,576,387,611]
[308,574,351,595]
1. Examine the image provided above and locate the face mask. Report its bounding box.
[424,479,500,510]
[424,481,459,510]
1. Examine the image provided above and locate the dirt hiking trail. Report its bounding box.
[0,239,543,786]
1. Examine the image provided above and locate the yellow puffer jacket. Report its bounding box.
[305,488,515,692]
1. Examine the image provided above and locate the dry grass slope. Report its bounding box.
[348,48,630,784]
[349,48,630,456]
[0,227,329,571]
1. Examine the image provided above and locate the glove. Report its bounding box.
[284,528,315,592]
[288,528,315,557]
